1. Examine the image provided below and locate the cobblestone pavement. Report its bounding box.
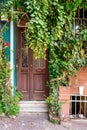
[0,113,87,130]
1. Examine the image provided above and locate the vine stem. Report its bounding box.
[50,72,66,82]
[0,21,9,36]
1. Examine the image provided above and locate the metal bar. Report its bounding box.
[83,8,84,18]
[70,95,87,119]
[80,96,81,115]
[78,8,80,18]
[70,100,87,102]
[75,96,77,118]
[70,96,72,115]
[84,96,86,118]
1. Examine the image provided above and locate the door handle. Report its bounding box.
[30,64,33,67]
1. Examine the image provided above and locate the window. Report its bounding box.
[74,8,87,54]
[74,8,87,36]
[70,95,87,119]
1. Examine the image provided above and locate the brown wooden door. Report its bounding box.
[17,28,49,100]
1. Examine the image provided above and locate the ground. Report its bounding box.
[0,113,87,130]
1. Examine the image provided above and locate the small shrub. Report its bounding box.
[46,81,62,124]
[0,38,22,116]
[2,91,22,116]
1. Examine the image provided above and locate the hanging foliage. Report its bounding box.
[1,0,87,59]
[1,0,87,122]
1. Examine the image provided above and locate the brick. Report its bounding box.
[59,86,70,95]
[70,87,78,95]
[61,102,70,116]
[78,82,87,86]
[78,73,87,81]
[59,94,70,100]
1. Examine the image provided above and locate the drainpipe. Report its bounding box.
[10,20,14,95]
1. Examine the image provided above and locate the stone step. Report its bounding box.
[19,101,48,113]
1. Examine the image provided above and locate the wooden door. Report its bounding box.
[17,28,49,100]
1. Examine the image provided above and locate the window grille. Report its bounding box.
[73,8,87,54]
[70,95,87,119]
[74,8,87,36]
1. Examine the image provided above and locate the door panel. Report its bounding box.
[18,28,29,100]
[33,74,47,100]
[17,28,49,100]
[21,71,28,91]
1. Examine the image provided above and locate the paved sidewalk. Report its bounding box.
[0,113,87,130]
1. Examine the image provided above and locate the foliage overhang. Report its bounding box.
[1,0,87,123]
[1,0,87,80]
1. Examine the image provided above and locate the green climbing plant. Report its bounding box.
[0,36,22,116]
[0,33,22,116]
[1,0,87,122]
[0,18,22,116]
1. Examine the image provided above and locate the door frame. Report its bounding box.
[17,27,49,100]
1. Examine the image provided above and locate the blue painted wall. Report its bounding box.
[4,23,10,61]
[1,21,18,93]
[1,1,17,93]
[0,22,10,61]
[13,22,17,93]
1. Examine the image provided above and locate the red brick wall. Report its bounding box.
[59,67,87,118]
[59,86,70,116]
